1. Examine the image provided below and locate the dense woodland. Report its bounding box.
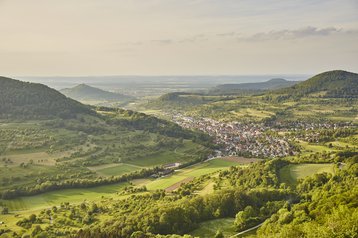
[60,84,134,102]
[275,70,358,98]
[0,77,93,119]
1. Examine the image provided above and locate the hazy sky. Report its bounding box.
[0,0,357,76]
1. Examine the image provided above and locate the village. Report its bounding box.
[171,113,297,158]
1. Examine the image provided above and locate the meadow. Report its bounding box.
[88,163,143,176]
[189,218,236,238]
[141,159,242,191]
[0,158,242,215]
[1,183,129,212]
[0,158,247,235]
[0,114,212,198]
[279,163,335,185]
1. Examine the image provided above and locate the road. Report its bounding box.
[229,222,264,237]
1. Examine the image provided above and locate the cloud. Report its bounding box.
[238,26,358,41]
[216,32,237,37]
[151,39,173,45]
[178,34,208,43]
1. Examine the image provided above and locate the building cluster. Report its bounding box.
[171,114,297,158]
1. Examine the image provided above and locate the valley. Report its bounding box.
[0,71,357,238]
[1,1,357,237]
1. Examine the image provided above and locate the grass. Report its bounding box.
[127,140,205,167]
[298,140,335,155]
[0,183,131,234]
[231,108,275,119]
[1,182,129,212]
[1,159,239,213]
[128,150,187,167]
[328,140,357,149]
[0,151,57,166]
[95,163,142,176]
[197,181,215,195]
[143,159,240,191]
[280,163,335,185]
[189,218,236,238]
[0,165,59,191]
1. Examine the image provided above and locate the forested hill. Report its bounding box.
[214,78,299,92]
[60,84,134,101]
[276,70,358,98]
[0,76,93,119]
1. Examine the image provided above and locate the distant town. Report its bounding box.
[170,113,355,159]
[171,113,296,158]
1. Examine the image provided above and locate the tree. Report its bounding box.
[1,207,8,214]
[214,229,224,238]
[29,214,37,223]
[235,206,258,231]
[31,225,43,237]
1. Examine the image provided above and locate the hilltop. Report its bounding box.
[60,84,134,103]
[137,70,358,123]
[213,78,299,93]
[0,77,93,119]
[277,70,358,98]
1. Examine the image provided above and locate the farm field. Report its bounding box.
[328,140,357,149]
[298,140,336,155]
[230,108,275,119]
[142,158,243,191]
[1,182,129,212]
[0,158,246,214]
[0,183,130,233]
[189,218,236,238]
[279,163,335,185]
[126,140,206,167]
[88,163,143,176]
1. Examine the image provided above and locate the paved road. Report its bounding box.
[229,222,264,237]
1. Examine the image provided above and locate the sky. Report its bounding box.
[0,0,357,76]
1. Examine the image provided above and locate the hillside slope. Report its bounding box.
[0,76,93,119]
[60,84,134,102]
[277,70,358,98]
[214,78,299,92]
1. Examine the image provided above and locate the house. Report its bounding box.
[163,162,181,169]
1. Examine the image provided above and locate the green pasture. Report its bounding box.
[0,165,59,191]
[280,163,335,185]
[298,141,335,155]
[1,159,239,213]
[144,159,240,191]
[127,140,205,167]
[1,183,128,212]
[328,140,357,149]
[231,108,275,119]
[189,218,236,238]
[95,163,142,176]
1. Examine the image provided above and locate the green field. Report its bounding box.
[189,218,236,238]
[94,163,142,176]
[143,159,241,191]
[127,140,205,167]
[298,140,336,154]
[1,159,239,213]
[280,163,335,185]
[1,182,129,212]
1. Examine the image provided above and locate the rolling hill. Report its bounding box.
[277,70,358,98]
[60,84,134,102]
[214,78,299,92]
[0,76,93,119]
